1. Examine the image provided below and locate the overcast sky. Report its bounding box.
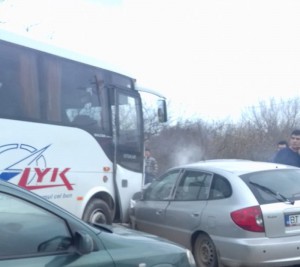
[1,0,300,121]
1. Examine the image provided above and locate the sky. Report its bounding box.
[1,0,300,122]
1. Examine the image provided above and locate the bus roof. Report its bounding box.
[0,28,135,80]
[135,85,166,99]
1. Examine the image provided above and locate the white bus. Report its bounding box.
[0,29,167,224]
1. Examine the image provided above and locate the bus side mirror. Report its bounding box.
[157,99,167,123]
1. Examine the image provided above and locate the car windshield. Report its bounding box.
[241,169,300,204]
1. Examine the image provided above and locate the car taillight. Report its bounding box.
[230,206,265,232]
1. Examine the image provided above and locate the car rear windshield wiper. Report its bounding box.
[249,181,294,205]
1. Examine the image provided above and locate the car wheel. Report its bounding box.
[194,233,218,267]
[83,199,112,225]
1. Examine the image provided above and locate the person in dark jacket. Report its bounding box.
[270,140,288,161]
[272,130,300,167]
[276,140,288,151]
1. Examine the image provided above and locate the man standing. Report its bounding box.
[270,140,288,161]
[276,140,288,151]
[144,148,158,184]
[272,130,300,167]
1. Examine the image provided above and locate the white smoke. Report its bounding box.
[171,144,205,167]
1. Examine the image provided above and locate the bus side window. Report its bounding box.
[58,60,106,133]
[0,70,22,118]
[0,44,40,120]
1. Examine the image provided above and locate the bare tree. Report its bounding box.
[240,97,300,160]
[147,96,300,175]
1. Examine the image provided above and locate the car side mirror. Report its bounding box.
[74,231,94,255]
[131,183,151,202]
[157,99,167,123]
[132,191,143,201]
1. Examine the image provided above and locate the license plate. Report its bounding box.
[285,214,300,226]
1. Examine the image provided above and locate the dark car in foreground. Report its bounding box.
[0,179,196,267]
[130,159,300,267]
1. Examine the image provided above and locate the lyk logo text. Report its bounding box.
[0,144,74,190]
[19,167,73,190]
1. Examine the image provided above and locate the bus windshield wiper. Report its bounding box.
[249,181,294,205]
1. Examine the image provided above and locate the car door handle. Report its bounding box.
[191,212,200,217]
[156,210,163,215]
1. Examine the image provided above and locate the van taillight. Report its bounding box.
[230,206,265,232]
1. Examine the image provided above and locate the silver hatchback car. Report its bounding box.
[130,160,300,267]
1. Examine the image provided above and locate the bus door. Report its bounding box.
[111,88,144,222]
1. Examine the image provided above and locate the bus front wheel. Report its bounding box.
[83,199,112,225]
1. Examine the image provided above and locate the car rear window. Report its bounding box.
[240,169,300,204]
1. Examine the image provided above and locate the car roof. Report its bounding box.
[175,159,298,176]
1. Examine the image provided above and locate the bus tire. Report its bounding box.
[83,199,112,225]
